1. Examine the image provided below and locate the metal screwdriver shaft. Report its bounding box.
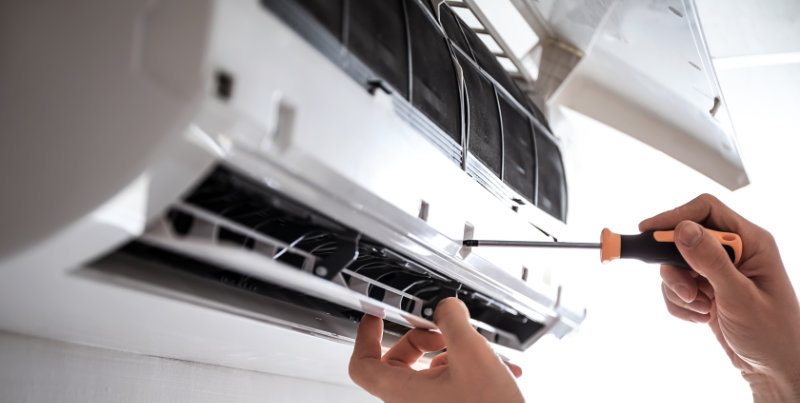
[462,240,601,248]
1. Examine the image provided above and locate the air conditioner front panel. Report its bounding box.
[0,0,585,381]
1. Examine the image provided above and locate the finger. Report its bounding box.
[352,315,383,361]
[429,352,448,369]
[662,289,711,323]
[673,221,753,301]
[660,265,698,303]
[349,315,402,397]
[433,298,497,365]
[697,276,715,300]
[382,329,446,366]
[639,194,745,233]
[662,282,711,314]
[505,361,523,378]
[432,350,523,378]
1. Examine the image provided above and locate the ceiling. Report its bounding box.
[696,0,800,58]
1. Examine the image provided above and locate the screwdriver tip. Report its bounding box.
[462,240,479,247]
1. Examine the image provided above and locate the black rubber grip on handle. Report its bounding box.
[620,230,735,270]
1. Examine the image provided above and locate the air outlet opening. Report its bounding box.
[96,165,545,350]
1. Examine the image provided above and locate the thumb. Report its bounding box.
[674,221,750,300]
[433,298,497,364]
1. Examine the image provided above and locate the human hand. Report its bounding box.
[348,297,525,403]
[640,194,800,401]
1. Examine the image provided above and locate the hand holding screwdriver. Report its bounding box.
[350,194,800,403]
[641,194,800,402]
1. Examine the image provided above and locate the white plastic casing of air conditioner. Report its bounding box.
[0,0,584,385]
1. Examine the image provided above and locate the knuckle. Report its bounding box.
[708,247,731,271]
[662,284,686,305]
[664,301,682,316]
[660,265,689,284]
[697,193,719,205]
[759,228,776,245]
[662,283,677,305]
[659,265,674,279]
[669,205,686,220]
[686,296,710,313]
[664,301,694,322]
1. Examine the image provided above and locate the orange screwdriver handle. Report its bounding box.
[601,228,621,263]
[652,229,742,265]
[600,228,742,269]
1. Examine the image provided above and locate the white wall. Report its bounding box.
[0,331,378,403]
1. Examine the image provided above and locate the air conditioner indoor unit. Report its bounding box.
[0,0,586,384]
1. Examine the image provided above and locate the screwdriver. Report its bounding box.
[462,228,743,269]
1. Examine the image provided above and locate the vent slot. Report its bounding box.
[535,128,568,221]
[455,11,524,111]
[500,95,537,202]
[260,0,566,222]
[438,4,472,57]
[439,3,547,130]
[293,0,344,41]
[406,0,461,144]
[119,241,360,320]
[347,0,409,98]
[460,52,502,177]
[106,166,544,350]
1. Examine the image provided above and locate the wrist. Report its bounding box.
[745,368,800,403]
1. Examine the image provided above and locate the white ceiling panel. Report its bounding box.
[695,0,800,58]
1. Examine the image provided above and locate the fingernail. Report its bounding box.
[433,297,467,323]
[677,222,702,247]
[674,284,693,303]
